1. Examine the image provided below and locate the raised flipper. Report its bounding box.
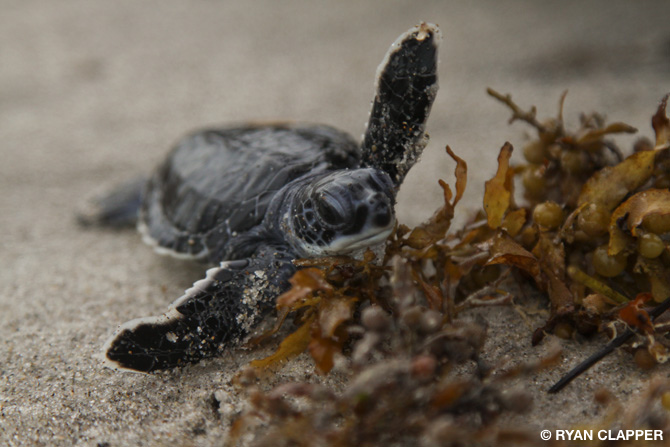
[361,22,440,187]
[103,245,296,372]
[77,176,146,228]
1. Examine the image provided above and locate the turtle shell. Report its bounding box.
[139,123,360,262]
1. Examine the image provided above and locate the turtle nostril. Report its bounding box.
[373,207,392,227]
[368,193,392,227]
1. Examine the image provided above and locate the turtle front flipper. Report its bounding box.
[103,245,296,372]
[361,22,440,187]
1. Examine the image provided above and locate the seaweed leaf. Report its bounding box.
[250,315,315,371]
[578,150,656,211]
[483,142,514,229]
[652,94,670,150]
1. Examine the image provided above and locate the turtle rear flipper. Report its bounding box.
[362,22,440,187]
[103,245,295,372]
[77,176,146,228]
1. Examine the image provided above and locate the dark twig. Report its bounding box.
[548,296,670,394]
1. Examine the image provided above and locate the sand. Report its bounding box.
[2,0,670,445]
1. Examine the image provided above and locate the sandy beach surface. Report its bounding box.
[2,1,670,445]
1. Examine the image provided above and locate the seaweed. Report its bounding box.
[486,91,670,359]
[228,91,670,445]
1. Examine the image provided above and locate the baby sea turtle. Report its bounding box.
[85,23,440,372]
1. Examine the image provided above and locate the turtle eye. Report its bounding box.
[317,195,348,226]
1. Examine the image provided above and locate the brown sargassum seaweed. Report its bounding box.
[229,93,670,446]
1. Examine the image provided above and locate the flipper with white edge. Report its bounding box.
[361,22,440,188]
[104,246,295,372]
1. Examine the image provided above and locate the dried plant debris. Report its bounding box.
[572,379,670,446]
[484,90,670,371]
[548,296,670,393]
[229,92,670,444]
[247,253,385,374]
[230,257,560,447]
[247,144,513,377]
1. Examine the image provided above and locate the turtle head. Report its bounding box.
[283,168,396,257]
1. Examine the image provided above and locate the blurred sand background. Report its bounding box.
[2,0,670,445]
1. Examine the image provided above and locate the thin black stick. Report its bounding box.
[548,296,670,394]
